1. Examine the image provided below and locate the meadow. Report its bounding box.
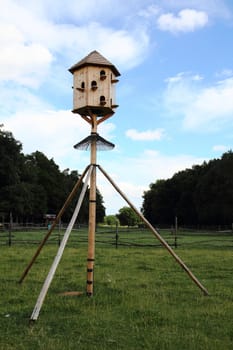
[0,228,232,349]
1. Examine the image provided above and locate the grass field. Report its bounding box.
[0,229,232,349]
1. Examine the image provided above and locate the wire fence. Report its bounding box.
[0,223,232,250]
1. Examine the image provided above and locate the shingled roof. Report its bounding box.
[68,50,120,76]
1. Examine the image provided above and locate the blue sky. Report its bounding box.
[1,0,233,214]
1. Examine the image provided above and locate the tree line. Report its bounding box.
[0,127,105,224]
[2,126,233,228]
[142,151,233,227]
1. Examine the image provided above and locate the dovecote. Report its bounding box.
[69,50,120,116]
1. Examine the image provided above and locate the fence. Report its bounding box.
[0,223,232,249]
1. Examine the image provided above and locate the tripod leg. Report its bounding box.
[97,164,209,296]
[19,165,91,284]
[30,165,93,322]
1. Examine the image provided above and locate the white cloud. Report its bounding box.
[20,20,148,71]
[183,78,233,130]
[165,72,203,83]
[23,0,144,24]
[134,149,205,180]
[163,74,233,131]
[3,107,117,169]
[160,0,232,20]
[192,74,204,81]
[0,1,150,89]
[216,69,233,78]
[138,4,161,18]
[212,145,229,152]
[157,9,208,33]
[99,149,206,214]
[4,109,85,158]
[0,24,52,87]
[0,83,51,116]
[98,27,149,70]
[126,128,165,141]
[97,171,145,215]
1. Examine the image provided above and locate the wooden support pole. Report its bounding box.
[98,164,209,296]
[19,165,90,284]
[30,165,93,322]
[86,115,97,296]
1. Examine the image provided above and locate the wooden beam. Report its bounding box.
[97,112,114,125]
[19,165,91,284]
[81,115,92,124]
[30,165,93,322]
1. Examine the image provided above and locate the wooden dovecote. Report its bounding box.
[69,50,120,116]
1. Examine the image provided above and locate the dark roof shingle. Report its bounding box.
[68,50,120,76]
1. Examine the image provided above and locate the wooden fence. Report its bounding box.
[0,224,232,249]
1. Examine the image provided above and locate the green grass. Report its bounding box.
[0,233,233,349]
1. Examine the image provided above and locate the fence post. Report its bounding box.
[115,222,119,249]
[8,212,13,247]
[58,218,61,246]
[174,216,178,248]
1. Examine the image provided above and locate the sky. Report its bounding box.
[1,0,233,215]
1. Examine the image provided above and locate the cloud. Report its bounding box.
[126,128,165,141]
[97,171,145,215]
[23,0,146,24]
[183,78,233,130]
[165,72,203,84]
[4,110,85,158]
[0,82,51,117]
[163,74,233,131]
[215,69,233,78]
[99,149,206,214]
[157,8,208,33]
[212,145,230,152]
[0,1,150,88]
[3,107,117,168]
[160,0,232,20]
[0,24,52,87]
[138,4,161,18]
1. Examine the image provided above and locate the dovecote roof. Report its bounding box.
[68,50,120,77]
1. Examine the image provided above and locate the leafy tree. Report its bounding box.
[195,152,233,225]
[0,127,106,223]
[116,206,139,226]
[25,151,65,214]
[142,180,176,225]
[142,151,233,226]
[0,128,23,187]
[96,189,105,223]
[104,215,119,226]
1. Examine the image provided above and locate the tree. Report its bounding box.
[116,206,139,226]
[25,151,65,214]
[142,180,176,225]
[0,128,23,187]
[104,215,119,226]
[0,128,24,220]
[195,151,233,225]
[0,127,106,223]
[96,189,105,223]
[142,151,233,226]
